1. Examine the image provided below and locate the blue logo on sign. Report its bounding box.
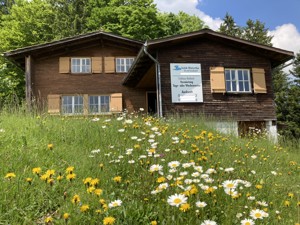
[174,65,182,70]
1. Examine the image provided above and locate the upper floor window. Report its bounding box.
[116,58,134,73]
[62,96,83,114]
[71,58,91,73]
[89,95,110,114]
[225,69,251,93]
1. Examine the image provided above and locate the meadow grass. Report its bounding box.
[0,109,299,225]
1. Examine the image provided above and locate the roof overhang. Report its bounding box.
[4,31,143,68]
[123,29,294,87]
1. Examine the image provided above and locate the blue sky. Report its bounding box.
[198,0,300,31]
[154,0,300,57]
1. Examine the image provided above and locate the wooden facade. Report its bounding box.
[4,29,294,138]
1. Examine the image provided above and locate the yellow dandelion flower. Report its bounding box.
[5,172,16,179]
[103,216,116,225]
[99,198,106,205]
[80,204,89,212]
[179,203,191,212]
[46,169,55,177]
[72,194,80,204]
[47,178,54,186]
[57,175,63,181]
[83,177,92,186]
[156,177,166,183]
[102,203,108,211]
[66,166,74,174]
[26,178,33,184]
[151,221,158,225]
[134,144,141,149]
[95,209,102,214]
[288,193,294,198]
[87,186,95,194]
[284,200,290,207]
[99,163,104,169]
[47,143,54,150]
[66,173,76,181]
[113,176,122,183]
[94,188,103,196]
[44,216,53,223]
[40,174,49,181]
[32,167,41,175]
[255,184,263,189]
[204,187,215,194]
[63,213,70,220]
[91,178,100,187]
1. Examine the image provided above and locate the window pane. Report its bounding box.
[232,81,237,91]
[225,70,231,80]
[238,70,243,80]
[231,70,235,80]
[245,82,250,91]
[226,81,231,91]
[243,71,249,80]
[239,81,244,91]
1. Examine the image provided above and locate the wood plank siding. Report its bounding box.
[31,44,147,112]
[156,39,276,121]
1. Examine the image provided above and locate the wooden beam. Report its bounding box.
[25,55,32,110]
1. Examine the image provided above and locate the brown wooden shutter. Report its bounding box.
[59,57,70,73]
[92,57,102,73]
[210,67,225,93]
[252,68,267,93]
[110,93,122,112]
[104,57,115,73]
[48,94,61,114]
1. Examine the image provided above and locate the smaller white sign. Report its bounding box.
[170,63,203,103]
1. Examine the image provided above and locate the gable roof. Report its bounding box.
[4,31,143,68]
[123,28,294,86]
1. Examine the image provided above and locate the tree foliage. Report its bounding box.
[219,13,272,46]
[219,13,300,139]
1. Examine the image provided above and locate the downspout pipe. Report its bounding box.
[143,42,163,118]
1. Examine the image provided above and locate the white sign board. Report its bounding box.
[170,63,203,103]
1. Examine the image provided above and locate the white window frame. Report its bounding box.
[89,95,110,114]
[225,69,252,93]
[71,58,91,73]
[116,58,134,73]
[62,96,84,114]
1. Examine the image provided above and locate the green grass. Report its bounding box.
[0,109,299,225]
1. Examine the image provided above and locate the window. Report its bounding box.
[116,58,134,73]
[71,58,91,73]
[89,96,110,113]
[225,69,251,92]
[62,96,83,114]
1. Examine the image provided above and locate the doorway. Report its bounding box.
[147,92,157,114]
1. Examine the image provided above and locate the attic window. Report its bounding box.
[71,58,91,73]
[116,58,134,73]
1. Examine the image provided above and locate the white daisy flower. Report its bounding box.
[149,164,163,173]
[168,161,180,168]
[195,201,207,208]
[250,209,267,220]
[240,218,254,225]
[200,220,217,225]
[167,193,187,207]
[108,199,122,208]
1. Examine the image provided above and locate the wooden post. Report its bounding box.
[25,55,32,110]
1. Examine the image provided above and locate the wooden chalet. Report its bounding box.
[4,29,294,139]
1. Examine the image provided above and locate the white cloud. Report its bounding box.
[270,23,300,55]
[153,0,222,30]
[270,24,300,71]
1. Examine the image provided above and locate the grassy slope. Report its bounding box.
[0,110,299,225]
